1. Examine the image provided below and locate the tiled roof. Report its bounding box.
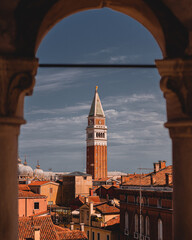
[18,190,47,199]
[55,225,88,240]
[101,185,111,189]
[31,210,49,217]
[28,181,51,186]
[18,216,60,240]
[122,165,173,187]
[96,203,120,214]
[18,216,87,240]
[93,177,110,182]
[18,184,31,191]
[105,215,120,226]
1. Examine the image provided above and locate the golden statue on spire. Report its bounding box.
[96,86,98,91]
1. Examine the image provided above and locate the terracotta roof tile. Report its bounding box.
[55,225,87,240]
[18,190,47,199]
[18,184,31,191]
[28,181,52,186]
[122,165,173,187]
[18,216,60,240]
[96,203,120,214]
[105,215,120,226]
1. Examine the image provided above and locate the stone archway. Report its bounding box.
[13,0,188,58]
[0,1,192,240]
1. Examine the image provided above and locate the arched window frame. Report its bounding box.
[158,218,163,240]
[141,215,144,235]
[134,214,139,233]
[125,211,129,231]
[145,216,150,236]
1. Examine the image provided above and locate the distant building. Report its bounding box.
[72,201,120,240]
[28,181,61,205]
[86,87,107,179]
[18,189,47,217]
[62,172,93,205]
[118,161,173,240]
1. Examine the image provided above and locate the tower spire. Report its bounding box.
[89,86,105,117]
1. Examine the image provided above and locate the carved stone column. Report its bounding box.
[156,58,192,240]
[0,57,38,240]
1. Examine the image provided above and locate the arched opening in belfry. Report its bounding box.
[19,8,171,174]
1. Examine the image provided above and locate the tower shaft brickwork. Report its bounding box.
[86,87,107,179]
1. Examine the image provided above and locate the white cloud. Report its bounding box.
[109,55,128,63]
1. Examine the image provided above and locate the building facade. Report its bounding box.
[62,172,93,205]
[18,190,47,217]
[28,181,60,205]
[86,87,107,179]
[118,162,173,240]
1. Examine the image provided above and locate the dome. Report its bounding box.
[19,157,33,177]
[18,157,24,175]
[33,161,44,178]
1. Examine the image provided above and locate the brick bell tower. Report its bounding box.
[86,86,107,179]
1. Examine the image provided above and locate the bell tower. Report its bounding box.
[86,86,107,179]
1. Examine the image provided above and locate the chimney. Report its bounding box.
[89,202,93,215]
[159,160,166,170]
[153,162,159,173]
[165,173,172,185]
[85,197,88,203]
[80,223,84,232]
[150,174,156,185]
[34,226,40,240]
[89,188,94,196]
[70,222,74,230]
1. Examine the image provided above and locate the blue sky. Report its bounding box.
[19,8,171,173]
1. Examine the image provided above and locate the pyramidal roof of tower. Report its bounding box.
[89,86,105,117]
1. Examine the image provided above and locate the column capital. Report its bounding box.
[164,120,192,138]
[156,58,192,121]
[0,56,38,125]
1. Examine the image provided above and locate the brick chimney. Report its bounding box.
[150,174,156,185]
[159,160,166,170]
[70,222,74,230]
[80,223,84,232]
[34,226,40,240]
[165,173,172,185]
[89,202,93,215]
[153,162,159,173]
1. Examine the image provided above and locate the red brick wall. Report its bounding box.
[120,190,173,240]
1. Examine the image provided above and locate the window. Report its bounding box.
[87,211,89,221]
[158,219,163,240]
[125,211,129,231]
[97,233,100,240]
[134,214,138,233]
[81,211,84,223]
[157,199,162,208]
[145,216,150,236]
[87,231,89,240]
[107,235,109,240]
[34,202,39,209]
[92,232,95,240]
[48,201,53,205]
[50,188,53,194]
[141,215,144,235]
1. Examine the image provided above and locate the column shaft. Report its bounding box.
[172,137,192,239]
[0,123,20,240]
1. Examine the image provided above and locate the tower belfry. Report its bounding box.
[86,87,107,179]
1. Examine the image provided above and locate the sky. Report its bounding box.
[18,8,172,173]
